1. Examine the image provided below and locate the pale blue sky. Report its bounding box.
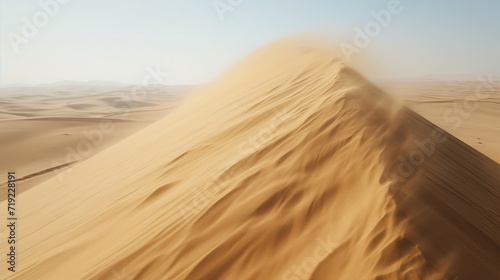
[1,0,499,85]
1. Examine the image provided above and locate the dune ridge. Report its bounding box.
[1,41,499,280]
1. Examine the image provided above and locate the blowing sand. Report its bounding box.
[0,41,499,279]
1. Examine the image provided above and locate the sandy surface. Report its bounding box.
[0,84,189,199]
[382,80,500,163]
[0,41,499,279]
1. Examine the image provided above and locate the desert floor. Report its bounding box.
[0,84,190,199]
[383,79,500,163]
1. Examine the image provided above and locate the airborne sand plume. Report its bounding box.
[1,40,499,280]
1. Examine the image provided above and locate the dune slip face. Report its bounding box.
[1,41,499,280]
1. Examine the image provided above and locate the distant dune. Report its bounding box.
[0,85,189,198]
[1,41,499,279]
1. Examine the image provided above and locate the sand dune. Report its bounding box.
[1,41,499,279]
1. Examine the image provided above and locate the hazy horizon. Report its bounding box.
[1,0,499,85]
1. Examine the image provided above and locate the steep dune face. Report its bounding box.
[2,41,499,280]
[381,107,500,280]
[384,81,500,163]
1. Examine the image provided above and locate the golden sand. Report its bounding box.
[1,41,499,280]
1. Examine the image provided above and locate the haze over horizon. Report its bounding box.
[1,0,499,85]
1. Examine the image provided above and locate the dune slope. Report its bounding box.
[2,41,499,280]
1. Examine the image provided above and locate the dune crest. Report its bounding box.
[2,41,499,280]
